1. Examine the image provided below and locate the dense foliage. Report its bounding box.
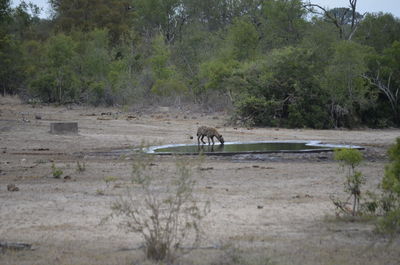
[1,0,400,128]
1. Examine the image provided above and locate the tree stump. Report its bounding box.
[50,122,78,134]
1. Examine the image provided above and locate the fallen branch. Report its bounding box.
[0,242,32,252]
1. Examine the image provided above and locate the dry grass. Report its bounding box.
[1,96,400,264]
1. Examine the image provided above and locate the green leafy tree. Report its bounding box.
[135,0,184,42]
[0,0,11,20]
[364,41,400,126]
[260,0,308,50]
[29,33,79,103]
[75,29,112,104]
[172,22,218,81]
[0,33,24,95]
[197,58,239,106]
[233,46,329,128]
[181,0,247,31]
[355,13,400,53]
[148,34,187,101]
[0,0,25,96]
[227,17,259,61]
[9,1,41,41]
[50,0,135,44]
[320,41,374,127]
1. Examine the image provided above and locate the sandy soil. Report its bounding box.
[0,96,399,265]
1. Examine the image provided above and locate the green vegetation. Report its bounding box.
[1,0,400,128]
[104,176,118,187]
[330,140,400,236]
[332,148,365,216]
[378,138,400,234]
[51,162,63,178]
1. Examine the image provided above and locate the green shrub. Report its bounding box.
[333,148,365,216]
[234,96,281,126]
[51,163,63,178]
[378,138,400,234]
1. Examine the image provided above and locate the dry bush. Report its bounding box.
[110,153,209,262]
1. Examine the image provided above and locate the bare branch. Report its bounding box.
[304,0,364,40]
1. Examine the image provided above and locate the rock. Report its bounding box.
[7,184,19,192]
[35,114,42,120]
[0,242,32,252]
[157,106,170,113]
[199,167,214,171]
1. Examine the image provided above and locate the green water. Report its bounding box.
[152,142,329,154]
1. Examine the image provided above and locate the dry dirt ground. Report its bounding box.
[0,96,399,265]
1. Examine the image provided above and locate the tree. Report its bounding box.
[305,0,364,40]
[319,41,373,127]
[260,0,308,50]
[50,0,135,44]
[230,46,330,128]
[181,0,247,32]
[135,0,185,43]
[0,32,24,95]
[29,34,79,103]
[9,1,41,41]
[363,41,400,125]
[355,13,400,53]
[227,17,259,61]
[0,0,25,96]
[197,58,239,107]
[0,0,11,23]
[147,34,187,103]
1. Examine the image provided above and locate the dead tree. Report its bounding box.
[304,0,364,40]
[363,68,400,123]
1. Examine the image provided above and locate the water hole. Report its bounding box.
[145,141,363,156]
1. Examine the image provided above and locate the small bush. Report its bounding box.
[51,163,63,178]
[234,96,281,127]
[110,153,209,262]
[378,138,400,234]
[213,244,276,265]
[104,176,118,187]
[333,148,365,216]
[76,161,86,172]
